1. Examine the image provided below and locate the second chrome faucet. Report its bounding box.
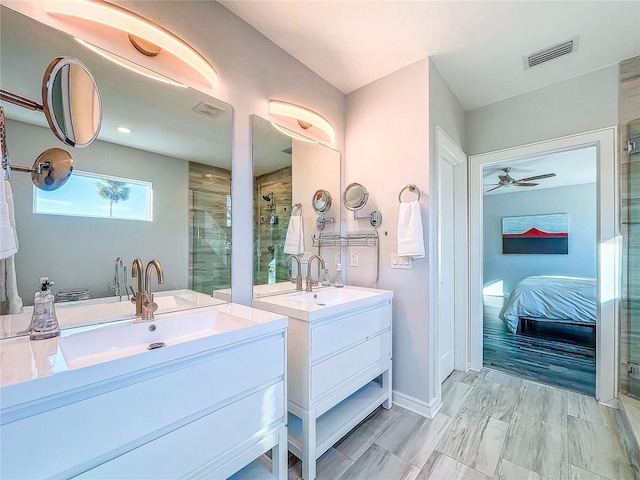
[131,258,165,320]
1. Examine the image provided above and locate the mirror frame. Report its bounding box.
[42,56,102,148]
[343,182,369,211]
[312,189,332,213]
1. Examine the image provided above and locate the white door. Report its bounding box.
[438,158,455,382]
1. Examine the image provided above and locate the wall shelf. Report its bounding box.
[312,232,379,248]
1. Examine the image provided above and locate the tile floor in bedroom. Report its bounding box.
[286,369,640,480]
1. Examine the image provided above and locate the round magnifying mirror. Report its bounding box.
[42,57,102,148]
[31,148,74,191]
[343,182,369,211]
[312,189,332,213]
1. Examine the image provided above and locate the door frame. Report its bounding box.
[431,126,468,402]
[467,127,619,403]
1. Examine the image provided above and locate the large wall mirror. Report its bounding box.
[252,115,341,298]
[0,7,232,334]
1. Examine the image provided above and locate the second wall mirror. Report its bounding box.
[252,115,341,298]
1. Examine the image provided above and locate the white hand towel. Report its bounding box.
[0,179,17,260]
[397,200,425,258]
[284,214,304,255]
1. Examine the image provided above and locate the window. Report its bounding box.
[34,171,153,221]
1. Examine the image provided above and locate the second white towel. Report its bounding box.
[284,214,304,255]
[397,200,425,258]
[0,179,18,260]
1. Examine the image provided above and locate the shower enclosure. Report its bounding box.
[188,163,231,296]
[621,56,640,397]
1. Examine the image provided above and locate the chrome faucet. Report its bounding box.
[284,254,303,291]
[306,255,326,292]
[142,259,165,320]
[130,258,145,316]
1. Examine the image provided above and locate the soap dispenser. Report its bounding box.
[335,264,344,288]
[29,277,60,340]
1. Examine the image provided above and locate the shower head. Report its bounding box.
[262,192,274,202]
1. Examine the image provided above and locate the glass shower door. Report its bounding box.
[190,181,231,296]
[628,130,640,397]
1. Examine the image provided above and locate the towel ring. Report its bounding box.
[398,184,420,203]
[291,203,302,216]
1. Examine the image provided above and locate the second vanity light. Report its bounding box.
[269,100,335,144]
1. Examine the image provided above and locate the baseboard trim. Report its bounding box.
[392,390,441,419]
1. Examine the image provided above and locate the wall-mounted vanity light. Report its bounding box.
[43,0,217,89]
[269,100,335,144]
[76,39,187,89]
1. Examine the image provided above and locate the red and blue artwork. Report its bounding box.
[502,213,568,254]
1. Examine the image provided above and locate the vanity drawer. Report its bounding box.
[0,335,285,479]
[310,330,390,401]
[75,382,285,479]
[311,303,391,362]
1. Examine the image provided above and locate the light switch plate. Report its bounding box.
[334,253,341,265]
[391,253,412,269]
[350,252,359,267]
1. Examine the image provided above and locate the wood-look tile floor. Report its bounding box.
[482,295,596,396]
[285,370,640,480]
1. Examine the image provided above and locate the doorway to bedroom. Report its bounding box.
[481,147,597,395]
[468,128,619,402]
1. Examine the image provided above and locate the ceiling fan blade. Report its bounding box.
[518,173,556,182]
[515,182,539,187]
[485,185,503,193]
[498,175,512,182]
[483,183,501,186]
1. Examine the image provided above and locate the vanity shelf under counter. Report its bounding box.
[0,303,289,480]
[253,285,393,480]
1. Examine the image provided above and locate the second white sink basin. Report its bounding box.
[285,288,370,305]
[253,285,393,321]
[59,310,253,369]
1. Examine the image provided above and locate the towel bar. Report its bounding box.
[398,184,420,203]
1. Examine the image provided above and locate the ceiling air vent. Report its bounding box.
[523,35,579,70]
[193,101,225,119]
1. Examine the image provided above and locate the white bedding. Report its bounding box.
[499,275,597,334]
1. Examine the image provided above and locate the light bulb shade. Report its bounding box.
[269,100,335,143]
[44,0,217,89]
[270,122,318,143]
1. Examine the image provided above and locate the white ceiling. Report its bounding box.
[219,1,640,110]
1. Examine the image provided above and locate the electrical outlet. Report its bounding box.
[334,253,341,265]
[391,253,412,269]
[350,252,359,267]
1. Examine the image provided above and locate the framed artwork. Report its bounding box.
[502,213,568,254]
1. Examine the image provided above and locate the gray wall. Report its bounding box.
[466,66,619,155]
[8,119,188,303]
[346,58,466,407]
[483,183,597,294]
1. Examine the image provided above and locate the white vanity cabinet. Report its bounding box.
[253,286,393,480]
[0,304,288,480]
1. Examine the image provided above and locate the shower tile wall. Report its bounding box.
[620,56,640,395]
[188,162,232,295]
[254,167,292,285]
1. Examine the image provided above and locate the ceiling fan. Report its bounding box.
[484,167,556,193]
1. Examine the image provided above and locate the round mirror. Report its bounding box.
[312,189,332,213]
[343,182,369,211]
[31,148,74,191]
[42,57,102,148]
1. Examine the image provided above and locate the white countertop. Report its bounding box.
[0,303,287,391]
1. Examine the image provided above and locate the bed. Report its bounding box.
[499,275,597,334]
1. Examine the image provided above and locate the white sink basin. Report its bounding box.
[59,310,253,369]
[253,285,393,321]
[285,288,369,305]
[53,289,225,332]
